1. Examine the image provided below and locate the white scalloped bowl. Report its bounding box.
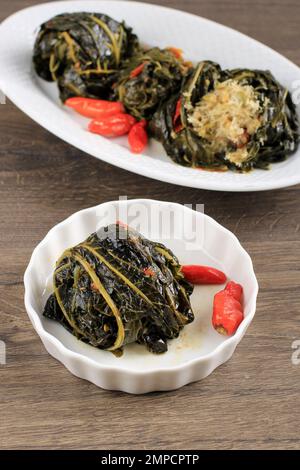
[24,199,258,393]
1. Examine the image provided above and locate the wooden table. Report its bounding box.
[1,0,300,450]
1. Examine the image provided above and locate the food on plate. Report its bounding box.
[212,281,244,335]
[65,97,125,118]
[67,96,148,149]
[33,12,139,102]
[150,60,299,171]
[180,265,227,285]
[43,223,194,355]
[88,113,136,137]
[128,119,148,153]
[66,96,149,151]
[33,13,299,171]
[114,47,189,120]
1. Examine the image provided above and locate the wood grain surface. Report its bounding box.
[1,0,300,450]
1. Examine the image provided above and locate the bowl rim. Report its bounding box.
[24,198,259,376]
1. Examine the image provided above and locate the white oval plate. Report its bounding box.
[24,199,258,393]
[1,1,299,191]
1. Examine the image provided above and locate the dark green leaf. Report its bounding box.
[33,12,139,101]
[150,61,299,171]
[114,47,189,119]
[43,224,194,355]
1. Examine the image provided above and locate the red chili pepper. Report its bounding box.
[65,97,125,119]
[173,98,183,133]
[167,47,183,59]
[130,62,146,78]
[212,281,244,336]
[88,113,136,137]
[225,280,243,301]
[143,267,156,277]
[181,265,227,285]
[128,120,148,154]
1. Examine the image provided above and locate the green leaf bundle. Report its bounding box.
[43,223,194,355]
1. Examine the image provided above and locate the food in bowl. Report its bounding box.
[43,222,194,355]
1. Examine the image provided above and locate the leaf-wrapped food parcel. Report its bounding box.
[33,12,139,101]
[43,223,194,354]
[150,61,299,171]
[114,47,190,120]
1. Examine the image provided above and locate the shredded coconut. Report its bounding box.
[187,79,262,165]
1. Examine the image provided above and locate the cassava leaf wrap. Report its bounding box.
[43,224,194,354]
[150,61,299,171]
[33,12,139,102]
[114,48,189,120]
